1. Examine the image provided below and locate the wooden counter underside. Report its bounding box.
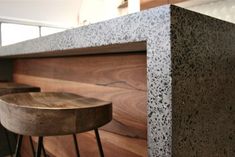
[13,52,147,157]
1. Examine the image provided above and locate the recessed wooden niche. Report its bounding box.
[13,51,148,157]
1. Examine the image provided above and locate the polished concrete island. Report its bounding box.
[0,4,234,157]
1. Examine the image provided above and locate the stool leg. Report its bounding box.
[29,136,35,156]
[15,135,23,157]
[94,129,104,157]
[36,137,43,157]
[42,142,47,157]
[73,134,80,157]
[3,128,13,157]
[30,136,47,157]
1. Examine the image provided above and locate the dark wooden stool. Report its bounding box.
[0,92,112,157]
[0,82,40,95]
[0,82,40,157]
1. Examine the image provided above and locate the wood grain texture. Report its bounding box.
[13,53,147,157]
[0,92,112,136]
[0,82,40,156]
[0,82,40,96]
[13,74,147,139]
[13,75,147,157]
[30,130,147,157]
[140,0,186,10]
[14,53,147,91]
[21,136,55,157]
[55,130,147,157]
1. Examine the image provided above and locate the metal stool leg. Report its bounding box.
[36,137,43,157]
[29,136,35,156]
[73,134,80,157]
[94,129,104,157]
[15,135,23,157]
[30,136,47,157]
[3,128,13,157]
[42,142,47,157]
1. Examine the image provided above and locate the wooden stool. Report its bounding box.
[0,82,40,157]
[0,82,40,95]
[0,92,112,157]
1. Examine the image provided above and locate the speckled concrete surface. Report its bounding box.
[0,5,170,58]
[0,5,234,157]
[171,7,235,157]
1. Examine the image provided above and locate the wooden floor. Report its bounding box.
[13,52,148,157]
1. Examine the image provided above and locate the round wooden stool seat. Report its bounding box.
[0,82,40,96]
[0,92,112,136]
[0,82,41,157]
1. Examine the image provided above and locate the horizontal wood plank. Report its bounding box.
[27,130,147,157]
[13,74,147,139]
[14,53,147,91]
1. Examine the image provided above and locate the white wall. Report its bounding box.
[178,0,235,24]
[78,0,126,25]
[0,0,128,27]
[0,0,81,27]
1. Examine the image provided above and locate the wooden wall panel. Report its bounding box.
[140,0,187,10]
[14,53,147,91]
[40,130,146,157]
[14,74,147,139]
[13,52,147,157]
